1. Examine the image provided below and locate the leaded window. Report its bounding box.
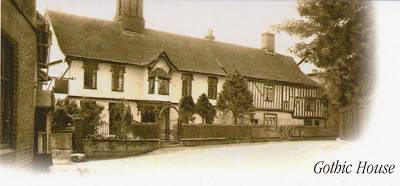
[158,78,170,95]
[141,110,156,123]
[264,84,274,101]
[263,113,277,127]
[304,119,320,127]
[83,62,98,89]
[305,98,316,111]
[148,77,155,94]
[111,65,125,92]
[208,76,218,99]
[182,74,193,97]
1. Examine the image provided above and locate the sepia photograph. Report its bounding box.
[0,0,398,185]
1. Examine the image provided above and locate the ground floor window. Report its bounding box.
[141,110,156,123]
[263,113,277,127]
[304,119,320,127]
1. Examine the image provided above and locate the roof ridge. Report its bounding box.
[47,10,115,23]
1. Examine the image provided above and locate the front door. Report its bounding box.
[158,108,170,140]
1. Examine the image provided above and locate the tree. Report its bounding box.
[275,0,374,106]
[217,71,253,124]
[52,98,80,128]
[178,96,195,123]
[78,100,104,137]
[195,93,216,124]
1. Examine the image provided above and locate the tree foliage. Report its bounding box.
[111,103,134,139]
[195,93,216,124]
[52,98,80,128]
[78,99,104,137]
[217,71,253,124]
[275,0,374,106]
[179,96,195,123]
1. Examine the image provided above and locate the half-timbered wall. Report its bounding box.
[248,81,327,119]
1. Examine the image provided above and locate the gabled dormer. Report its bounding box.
[146,51,177,96]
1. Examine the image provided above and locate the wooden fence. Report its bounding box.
[180,124,337,141]
[339,104,369,140]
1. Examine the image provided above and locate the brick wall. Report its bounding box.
[1,0,37,167]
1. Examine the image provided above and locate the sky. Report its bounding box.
[36,0,316,73]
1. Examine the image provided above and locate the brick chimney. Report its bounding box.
[261,31,275,53]
[115,0,145,34]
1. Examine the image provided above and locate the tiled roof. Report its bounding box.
[48,11,318,87]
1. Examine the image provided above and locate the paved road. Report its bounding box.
[2,140,398,186]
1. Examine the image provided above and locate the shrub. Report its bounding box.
[217,71,253,124]
[179,96,195,123]
[195,93,216,124]
[52,98,80,129]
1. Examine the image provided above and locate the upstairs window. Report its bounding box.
[111,65,125,92]
[208,77,218,99]
[158,78,170,95]
[305,98,316,111]
[182,73,193,97]
[148,77,155,94]
[83,62,98,89]
[264,84,274,101]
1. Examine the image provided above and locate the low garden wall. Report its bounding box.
[82,139,160,158]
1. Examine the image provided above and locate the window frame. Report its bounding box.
[158,77,170,95]
[263,113,277,128]
[83,62,98,89]
[111,65,125,92]
[181,73,193,97]
[208,76,218,100]
[141,110,156,123]
[305,98,316,111]
[304,119,320,127]
[263,84,274,102]
[148,77,155,94]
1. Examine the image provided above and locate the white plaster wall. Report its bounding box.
[143,59,170,101]
[66,59,227,105]
[48,22,65,63]
[48,61,68,78]
[253,111,304,126]
[170,72,226,105]
[68,60,145,100]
